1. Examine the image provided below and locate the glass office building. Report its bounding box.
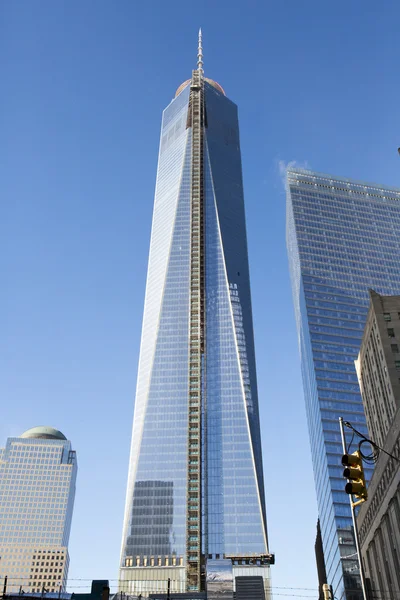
[286,168,400,600]
[120,36,270,598]
[0,426,77,593]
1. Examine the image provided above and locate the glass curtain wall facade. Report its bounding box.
[0,427,77,594]
[120,60,269,598]
[286,168,400,600]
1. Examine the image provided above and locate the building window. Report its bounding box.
[391,344,399,353]
[388,328,395,338]
[395,361,400,369]
[384,313,392,321]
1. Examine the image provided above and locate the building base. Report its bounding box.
[119,561,270,600]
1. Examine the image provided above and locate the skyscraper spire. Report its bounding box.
[197,28,203,74]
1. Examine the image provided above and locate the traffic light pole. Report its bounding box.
[339,417,368,600]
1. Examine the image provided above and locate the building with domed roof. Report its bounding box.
[0,427,77,594]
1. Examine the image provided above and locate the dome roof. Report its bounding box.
[175,78,225,97]
[204,78,225,95]
[175,79,191,97]
[21,426,67,441]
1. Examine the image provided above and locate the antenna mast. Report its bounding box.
[197,28,203,75]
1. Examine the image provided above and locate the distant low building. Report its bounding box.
[4,580,110,600]
[355,291,400,596]
[0,426,77,593]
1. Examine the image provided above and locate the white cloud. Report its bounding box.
[277,159,311,190]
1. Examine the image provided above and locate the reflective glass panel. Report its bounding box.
[287,168,400,600]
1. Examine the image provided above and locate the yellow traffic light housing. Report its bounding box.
[342,450,367,505]
[322,584,332,600]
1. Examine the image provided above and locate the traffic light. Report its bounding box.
[322,584,332,600]
[342,450,367,503]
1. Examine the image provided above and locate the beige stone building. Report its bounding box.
[0,426,77,593]
[355,290,400,597]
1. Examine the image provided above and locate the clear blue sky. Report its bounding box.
[1,0,400,595]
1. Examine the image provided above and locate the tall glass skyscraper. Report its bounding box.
[286,168,400,600]
[0,426,77,594]
[120,34,270,598]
